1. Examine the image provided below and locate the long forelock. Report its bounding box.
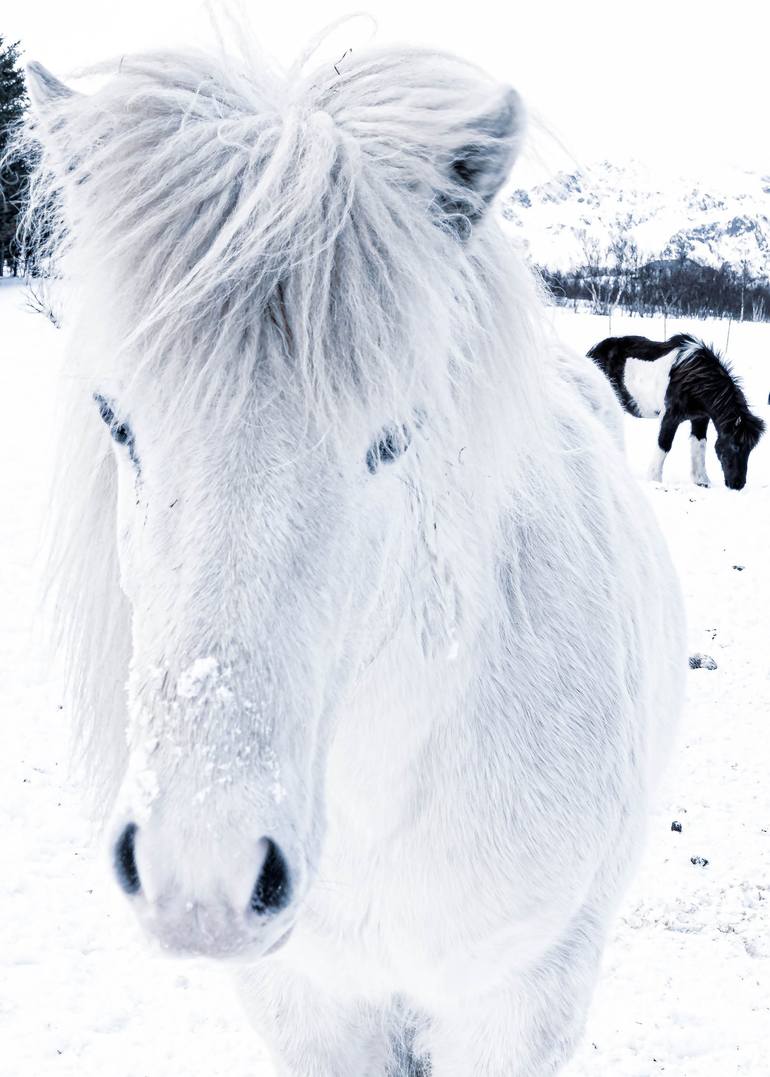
[26,43,541,434]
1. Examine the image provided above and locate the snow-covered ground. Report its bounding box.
[1,281,768,1076]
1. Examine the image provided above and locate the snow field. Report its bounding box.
[1,284,768,1075]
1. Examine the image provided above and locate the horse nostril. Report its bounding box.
[250,838,291,915]
[114,822,141,895]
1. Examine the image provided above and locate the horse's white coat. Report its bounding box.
[624,350,676,417]
[23,35,686,1076]
[648,445,668,483]
[690,436,711,487]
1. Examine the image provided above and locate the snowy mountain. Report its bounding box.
[503,160,770,278]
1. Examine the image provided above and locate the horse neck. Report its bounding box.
[324,302,550,832]
[326,636,476,837]
[326,471,510,833]
[677,349,744,434]
[707,379,749,435]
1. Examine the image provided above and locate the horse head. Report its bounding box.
[26,45,525,958]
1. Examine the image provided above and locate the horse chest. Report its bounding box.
[289,800,581,1007]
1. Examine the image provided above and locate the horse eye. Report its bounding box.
[95,394,128,440]
[366,424,411,474]
[111,422,131,445]
[94,393,139,468]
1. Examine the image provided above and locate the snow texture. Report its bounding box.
[1,281,768,1074]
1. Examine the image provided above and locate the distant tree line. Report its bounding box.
[538,219,770,323]
[0,36,29,277]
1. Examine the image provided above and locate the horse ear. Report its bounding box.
[437,87,524,236]
[26,62,76,112]
[25,63,80,175]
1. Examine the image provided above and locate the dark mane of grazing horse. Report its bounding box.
[588,332,765,489]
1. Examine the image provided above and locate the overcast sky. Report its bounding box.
[4,0,768,185]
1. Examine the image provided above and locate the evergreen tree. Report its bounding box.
[0,36,29,276]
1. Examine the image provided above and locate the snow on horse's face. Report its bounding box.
[100,380,387,957]
[25,52,523,959]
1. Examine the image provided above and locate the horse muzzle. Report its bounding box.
[111,822,298,959]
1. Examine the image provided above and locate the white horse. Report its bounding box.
[25,34,685,1077]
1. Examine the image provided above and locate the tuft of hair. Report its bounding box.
[735,409,766,450]
[672,333,711,368]
[19,41,526,416]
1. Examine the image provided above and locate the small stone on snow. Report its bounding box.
[689,653,718,670]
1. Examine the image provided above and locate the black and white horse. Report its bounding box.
[588,333,765,489]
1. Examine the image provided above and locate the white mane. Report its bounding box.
[23,38,577,807]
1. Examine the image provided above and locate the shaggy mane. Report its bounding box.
[17,35,569,808]
[673,336,765,445]
[21,43,539,424]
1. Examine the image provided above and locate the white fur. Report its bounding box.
[690,435,711,487]
[648,445,668,483]
[24,35,686,1077]
[624,349,677,418]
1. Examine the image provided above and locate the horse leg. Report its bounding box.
[648,408,680,482]
[689,416,710,487]
[423,903,607,1077]
[235,962,389,1077]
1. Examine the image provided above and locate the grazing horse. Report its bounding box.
[589,333,765,489]
[24,38,685,1077]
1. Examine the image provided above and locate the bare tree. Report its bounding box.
[739,260,751,322]
[576,228,608,315]
[605,215,640,329]
[657,281,678,338]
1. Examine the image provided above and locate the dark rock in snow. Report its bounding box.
[691,856,710,867]
[689,654,718,670]
[671,821,683,833]
[732,564,745,571]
